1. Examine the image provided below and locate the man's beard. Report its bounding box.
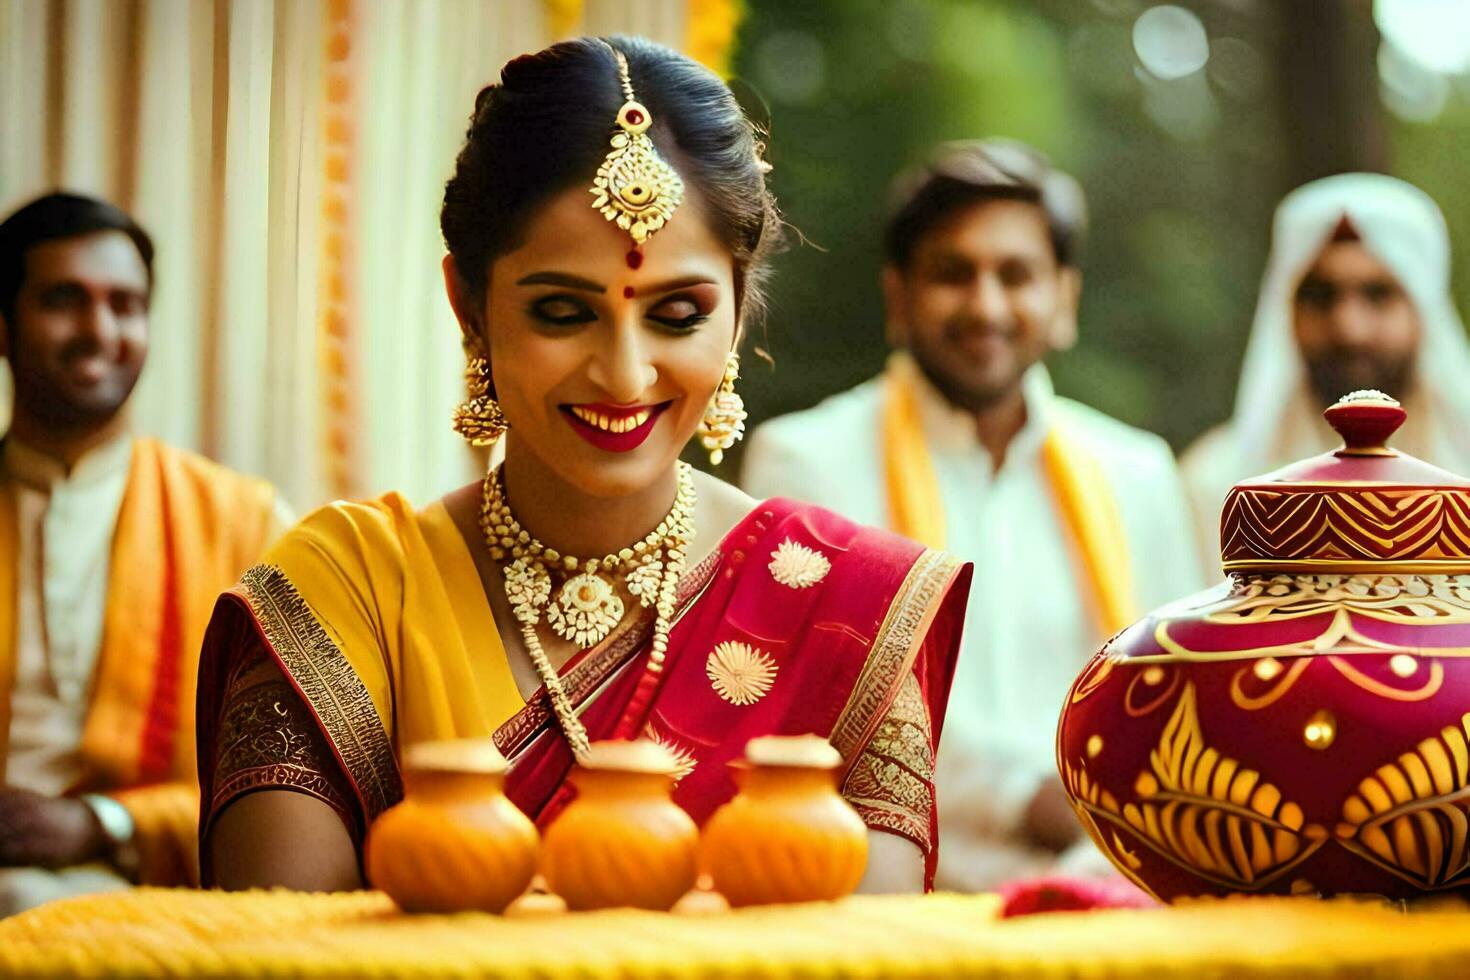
[1303,350,1416,410]
[8,342,139,434]
[908,314,1031,415]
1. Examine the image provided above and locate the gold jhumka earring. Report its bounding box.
[697,352,747,466]
[452,353,509,446]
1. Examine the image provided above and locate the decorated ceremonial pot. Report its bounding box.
[365,739,539,913]
[701,734,869,907]
[541,739,699,911]
[1058,391,1470,901]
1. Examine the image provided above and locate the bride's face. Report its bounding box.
[480,184,736,498]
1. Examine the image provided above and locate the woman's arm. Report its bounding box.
[208,791,362,892]
[856,829,925,894]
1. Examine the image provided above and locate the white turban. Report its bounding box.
[1229,173,1470,476]
[1183,174,1470,575]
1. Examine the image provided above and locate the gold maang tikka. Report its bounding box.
[697,352,747,466]
[590,50,684,245]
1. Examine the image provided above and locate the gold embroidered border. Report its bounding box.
[210,660,357,834]
[493,550,722,756]
[831,548,961,766]
[236,565,403,822]
[843,672,935,850]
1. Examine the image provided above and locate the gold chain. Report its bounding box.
[479,463,695,760]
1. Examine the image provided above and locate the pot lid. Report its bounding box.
[403,738,509,775]
[1219,390,1470,574]
[743,734,843,769]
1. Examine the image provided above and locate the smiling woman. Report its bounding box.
[193,36,972,898]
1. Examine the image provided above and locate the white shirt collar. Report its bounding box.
[907,358,1055,470]
[0,432,134,494]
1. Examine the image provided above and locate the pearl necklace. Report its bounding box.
[480,463,695,760]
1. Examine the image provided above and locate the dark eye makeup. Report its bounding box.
[646,293,710,331]
[527,294,597,326]
[526,291,712,331]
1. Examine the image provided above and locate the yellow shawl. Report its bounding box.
[0,438,277,883]
[881,354,1137,637]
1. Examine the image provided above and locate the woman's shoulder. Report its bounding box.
[258,491,422,579]
[736,496,963,581]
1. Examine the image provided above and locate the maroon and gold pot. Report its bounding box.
[1058,391,1470,900]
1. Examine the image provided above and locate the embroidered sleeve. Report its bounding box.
[840,669,936,853]
[208,645,359,841]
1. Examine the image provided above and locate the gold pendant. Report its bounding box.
[546,571,625,649]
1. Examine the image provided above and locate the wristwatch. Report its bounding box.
[79,793,141,880]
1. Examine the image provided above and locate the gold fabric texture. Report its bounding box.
[210,650,355,834]
[235,565,403,821]
[842,671,935,850]
[830,548,960,762]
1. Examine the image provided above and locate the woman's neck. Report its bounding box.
[498,442,679,559]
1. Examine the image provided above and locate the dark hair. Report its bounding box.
[441,35,780,331]
[883,139,1086,269]
[0,192,155,323]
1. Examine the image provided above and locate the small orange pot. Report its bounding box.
[702,734,868,906]
[365,739,538,913]
[541,739,699,911]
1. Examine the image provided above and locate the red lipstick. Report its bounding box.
[562,401,670,452]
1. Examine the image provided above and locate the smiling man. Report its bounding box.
[0,192,290,914]
[742,140,1200,890]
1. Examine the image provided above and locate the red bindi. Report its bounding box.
[623,286,636,299]
[625,249,643,270]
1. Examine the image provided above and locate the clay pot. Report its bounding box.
[365,739,538,913]
[1059,392,1470,900]
[541,739,698,910]
[702,734,868,906]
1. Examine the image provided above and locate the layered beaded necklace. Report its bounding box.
[479,462,696,760]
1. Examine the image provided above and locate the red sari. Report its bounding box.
[197,497,970,886]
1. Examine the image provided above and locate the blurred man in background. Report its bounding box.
[1182,174,1470,573]
[743,140,1200,890]
[0,193,290,914]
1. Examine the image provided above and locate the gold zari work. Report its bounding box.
[768,538,831,589]
[706,641,778,706]
[841,672,935,849]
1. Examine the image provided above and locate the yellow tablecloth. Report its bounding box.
[4,889,1470,977]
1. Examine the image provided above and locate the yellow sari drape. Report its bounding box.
[206,495,525,824]
[881,353,1137,637]
[0,438,277,884]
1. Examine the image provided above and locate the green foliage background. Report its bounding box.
[722,0,1470,466]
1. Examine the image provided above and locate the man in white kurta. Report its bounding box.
[1182,175,1470,573]
[743,141,1202,890]
[0,193,290,915]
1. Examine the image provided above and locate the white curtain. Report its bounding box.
[0,0,696,513]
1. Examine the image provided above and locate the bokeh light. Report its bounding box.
[1132,5,1209,81]
[1375,0,1470,76]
